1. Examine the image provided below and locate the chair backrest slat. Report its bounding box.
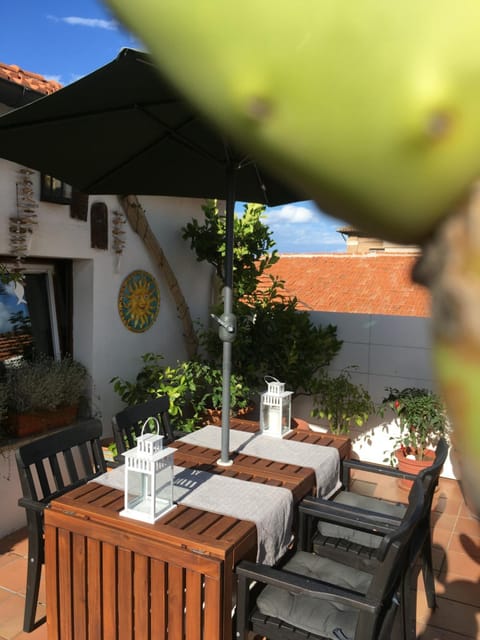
[63,447,81,484]
[48,454,66,493]
[33,461,53,499]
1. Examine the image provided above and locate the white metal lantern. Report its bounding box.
[260,377,293,438]
[120,418,176,523]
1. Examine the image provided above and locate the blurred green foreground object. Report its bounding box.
[105,0,480,514]
[106,0,480,244]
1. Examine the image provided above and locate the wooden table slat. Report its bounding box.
[118,548,133,640]
[133,554,150,640]
[87,538,102,640]
[150,559,167,640]
[102,542,117,640]
[185,570,203,640]
[72,533,87,639]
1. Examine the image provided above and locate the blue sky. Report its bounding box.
[2,1,347,254]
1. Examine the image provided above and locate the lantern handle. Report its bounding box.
[264,375,280,385]
[140,416,161,437]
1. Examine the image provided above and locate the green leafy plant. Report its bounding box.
[5,355,88,413]
[111,353,252,433]
[310,368,376,435]
[383,387,449,462]
[182,200,279,298]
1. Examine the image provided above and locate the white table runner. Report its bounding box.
[95,465,293,566]
[178,425,341,499]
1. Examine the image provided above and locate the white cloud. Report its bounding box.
[267,204,316,225]
[43,74,62,84]
[48,15,118,31]
[267,213,346,253]
[235,200,347,252]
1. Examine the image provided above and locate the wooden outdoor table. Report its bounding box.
[45,481,258,640]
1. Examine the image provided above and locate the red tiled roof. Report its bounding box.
[265,254,430,318]
[0,62,62,95]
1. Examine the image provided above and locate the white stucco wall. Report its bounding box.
[291,310,456,478]
[314,311,435,403]
[0,159,215,537]
[292,310,435,414]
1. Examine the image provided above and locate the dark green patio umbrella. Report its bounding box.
[0,47,302,464]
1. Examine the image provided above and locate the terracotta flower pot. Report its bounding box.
[6,404,79,438]
[202,404,256,426]
[396,447,436,490]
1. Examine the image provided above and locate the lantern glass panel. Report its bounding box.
[153,453,174,512]
[121,444,176,523]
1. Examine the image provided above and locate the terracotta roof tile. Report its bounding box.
[264,254,430,317]
[0,62,62,95]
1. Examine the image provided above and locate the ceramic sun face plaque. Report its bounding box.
[118,269,160,332]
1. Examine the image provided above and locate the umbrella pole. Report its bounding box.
[218,164,237,466]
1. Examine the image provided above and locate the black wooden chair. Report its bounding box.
[236,477,425,640]
[15,419,106,632]
[299,437,448,639]
[112,396,177,464]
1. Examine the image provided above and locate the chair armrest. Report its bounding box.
[18,475,101,514]
[18,497,48,514]
[342,458,417,488]
[299,495,401,534]
[236,559,378,613]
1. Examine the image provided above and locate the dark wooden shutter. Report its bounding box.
[70,190,89,220]
[90,202,108,250]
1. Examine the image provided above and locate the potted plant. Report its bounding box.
[383,387,449,476]
[310,368,376,435]
[5,355,89,437]
[111,353,253,433]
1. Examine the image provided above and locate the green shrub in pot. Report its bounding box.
[382,387,449,463]
[6,355,88,414]
[111,353,253,433]
[311,368,376,435]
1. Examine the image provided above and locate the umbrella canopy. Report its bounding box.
[0,47,301,463]
[0,47,298,202]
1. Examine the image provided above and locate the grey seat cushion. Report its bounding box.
[318,493,406,548]
[256,551,373,639]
